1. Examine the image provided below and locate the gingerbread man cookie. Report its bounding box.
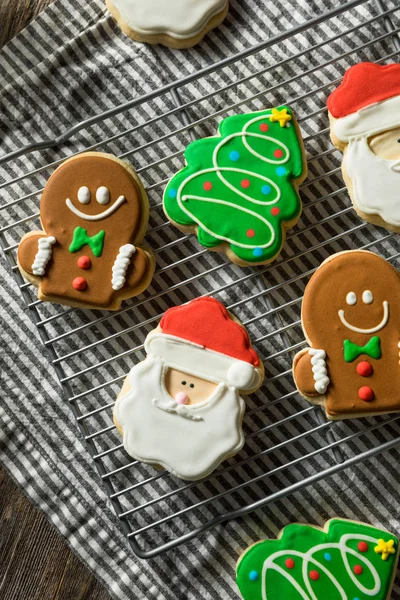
[164,107,307,266]
[293,250,400,420]
[327,62,400,231]
[106,0,229,49]
[18,152,155,310]
[113,297,264,480]
[236,518,399,600]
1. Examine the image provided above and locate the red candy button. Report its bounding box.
[358,386,374,402]
[358,541,369,552]
[354,565,363,575]
[309,570,320,581]
[356,361,373,377]
[285,558,295,569]
[72,277,87,291]
[77,255,91,270]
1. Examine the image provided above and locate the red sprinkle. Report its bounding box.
[259,123,269,132]
[354,565,363,576]
[356,361,373,377]
[358,541,369,552]
[309,570,320,581]
[203,181,212,191]
[274,149,284,158]
[358,386,374,402]
[285,558,295,569]
[72,277,87,291]
[271,207,280,216]
[241,179,251,188]
[77,255,91,270]
[246,229,255,238]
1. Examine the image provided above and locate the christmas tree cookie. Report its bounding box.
[236,518,399,600]
[163,107,307,266]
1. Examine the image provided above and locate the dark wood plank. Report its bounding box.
[0,0,56,48]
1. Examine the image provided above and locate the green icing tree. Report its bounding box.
[164,107,305,263]
[236,519,398,600]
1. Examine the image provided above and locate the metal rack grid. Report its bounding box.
[1,0,400,559]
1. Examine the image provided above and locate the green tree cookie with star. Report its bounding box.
[163,107,306,264]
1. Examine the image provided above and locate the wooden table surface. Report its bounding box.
[1,2,112,599]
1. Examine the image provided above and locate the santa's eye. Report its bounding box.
[181,381,186,385]
[362,290,373,304]
[96,186,110,205]
[397,139,400,143]
[77,186,91,204]
[189,383,195,388]
[346,292,357,305]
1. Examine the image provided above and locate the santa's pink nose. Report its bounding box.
[175,392,188,405]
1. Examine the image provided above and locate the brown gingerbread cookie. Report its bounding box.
[18,152,156,310]
[293,250,400,420]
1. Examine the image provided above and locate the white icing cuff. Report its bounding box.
[308,348,330,395]
[112,244,136,291]
[334,95,400,142]
[145,333,260,390]
[31,236,56,276]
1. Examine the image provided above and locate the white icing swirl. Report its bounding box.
[31,236,56,276]
[308,348,330,395]
[111,244,136,291]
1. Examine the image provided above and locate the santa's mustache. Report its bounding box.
[391,163,400,173]
[152,398,203,421]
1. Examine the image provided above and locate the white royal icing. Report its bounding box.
[111,0,227,40]
[338,301,389,334]
[77,186,90,204]
[176,113,291,251]
[343,136,400,228]
[111,244,136,291]
[261,533,383,600]
[153,398,203,421]
[66,195,126,221]
[31,236,56,276]
[334,95,400,142]
[113,357,245,480]
[96,186,110,205]
[308,348,329,395]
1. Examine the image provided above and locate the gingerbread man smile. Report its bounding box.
[338,294,389,334]
[66,184,127,221]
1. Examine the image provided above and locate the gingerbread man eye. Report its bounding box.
[362,290,373,304]
[77,186,91,204]
[346,292,357,305]
[96,186,110,205]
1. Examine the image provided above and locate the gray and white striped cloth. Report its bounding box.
[1,0,400,598]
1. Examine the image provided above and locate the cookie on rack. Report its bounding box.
[106,0,229,49]
[113,297,264,480]
[236,518,399,600]
[293,250,400,420]
[163,107,307,266]
[327,62,400,231]
[18,152,156,311]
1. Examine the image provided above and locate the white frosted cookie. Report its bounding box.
[106,0,229,49]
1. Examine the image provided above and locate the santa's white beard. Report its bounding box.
[344,136,400,227]
[113,357,246,480]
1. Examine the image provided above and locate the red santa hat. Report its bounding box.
[327,62,400,142]
[144,297,261,391]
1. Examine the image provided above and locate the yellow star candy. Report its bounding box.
[269,107,292,128]
[374,538,396,561]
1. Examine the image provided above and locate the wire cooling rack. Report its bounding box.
[1,0,400,559]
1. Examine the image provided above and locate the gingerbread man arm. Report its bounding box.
[293,348,330,397]
[111,244,150,292]
[18,232,56,277]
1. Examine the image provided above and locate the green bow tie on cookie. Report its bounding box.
[236,519,398,600]
[69,226,105,257]
[343,336,381,362]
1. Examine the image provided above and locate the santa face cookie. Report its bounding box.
[106,0,229,49]
[236,518,399,600]
[113,297,264,480]
[328,62,400,231]
[164,107,307,266]
[293,250,400,420]
[18,152,156,310]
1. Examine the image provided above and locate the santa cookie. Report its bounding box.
[113,297,264,480]
[236,518,399,600]
[18,152,155,311]
[164,107,307,266]
[106,0,229,49]
[328,62,400,231]
[293,250,400,420]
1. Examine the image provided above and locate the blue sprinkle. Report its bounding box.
[253,248,263,258]
[249,570,259,581]
[168,188,177,198]
[276,166,286,176]
[324,553,332,561]
[261,184,271,195]
[229,150,240,161]
[353,598,360,600]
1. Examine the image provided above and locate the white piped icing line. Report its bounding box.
[308,348,329,394]
[338,301,389,334]
[111,244,136,291]
[152,398,203,421]
[261,533,383,600]
[31,236,56,276]
[66,194,126,221]
[176,113,290,251]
